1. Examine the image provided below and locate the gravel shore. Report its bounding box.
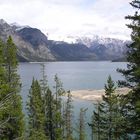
[71,88,130,101]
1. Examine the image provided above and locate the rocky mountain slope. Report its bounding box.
[76,36,129,60]
[0,19,55,61]
[0,19,129,62]
[17,27,96,61]
[48,41,96,61]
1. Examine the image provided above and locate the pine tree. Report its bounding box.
[117,0,140,138]
[0,38,7,108]
[27,78,47,140]
[77,108,87,140]
[0,38,11,135]
[64,91,74,140]
[39,64,57,140]
[53,74,65,140]
[0,36,24,140]
[103,76,116,140]
[103,76,128,140]
[89,102,104,140]
[45,88,55,140]
[0,38,5,85]
[39,64,50,139]
[90,76,128,140]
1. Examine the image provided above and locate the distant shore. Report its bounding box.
[71,88,130,101]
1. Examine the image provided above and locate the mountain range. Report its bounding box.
[0,19,130,62]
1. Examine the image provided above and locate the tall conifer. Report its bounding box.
[27,78,47,140]
[77,108,87,140]
[0,39,10,135]
[117,0,140,138]
[64,91,73,140]
[53,74,65,140]
[89,102,104,140]
[90,76,127,140]
[0,36,24,139]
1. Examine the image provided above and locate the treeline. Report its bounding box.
[26,68,75,140]
[0,36,86,140]
[0,0,140,139]
[0,36,24,139]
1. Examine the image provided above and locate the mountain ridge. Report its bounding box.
[0,19,129,62]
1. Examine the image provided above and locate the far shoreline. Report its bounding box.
[19,60,127,63]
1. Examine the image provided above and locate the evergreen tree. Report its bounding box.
[89,102,104,140]
[0,36,24,140]
[103,76,116,140]
[90,76,128,140]
[0,39,10,135]
[27,78,47,139]
[77,108,87,140]
[117,0,140,138]
[53,74,65,140]
[103,76,128,140]
[64,91,74,140]
[40,65,63,140]
[0,38,7,109]
[0,38,5,85]
[39,64,50,139]
[40,64,48,98]
[45,88,55,140]
[40,64,56,140]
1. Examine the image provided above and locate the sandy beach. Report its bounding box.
[71,88,130,101]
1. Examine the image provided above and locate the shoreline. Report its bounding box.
[71,88,130,101]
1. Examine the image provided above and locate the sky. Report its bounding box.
[0,0,135,41]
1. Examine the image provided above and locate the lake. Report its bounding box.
[19,61,127,139]
[19,61,127,89]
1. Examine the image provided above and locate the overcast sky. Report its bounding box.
[0,0,134,40]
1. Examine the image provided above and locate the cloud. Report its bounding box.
[0,0,134,40]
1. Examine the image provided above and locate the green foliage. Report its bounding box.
[63,91,74,140]
[28,129,47,140]
[77,108,87,140]
[53,74,65,140]
[27,78,47,139]
[44,88,55,140]
[90,76,128,140]
[0,36,24,140]
[117,0,140,138]
[0,39,5,82]
[39,65,66,140]
[89,102,105,140]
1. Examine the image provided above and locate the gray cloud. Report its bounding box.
[0,0,134,40]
